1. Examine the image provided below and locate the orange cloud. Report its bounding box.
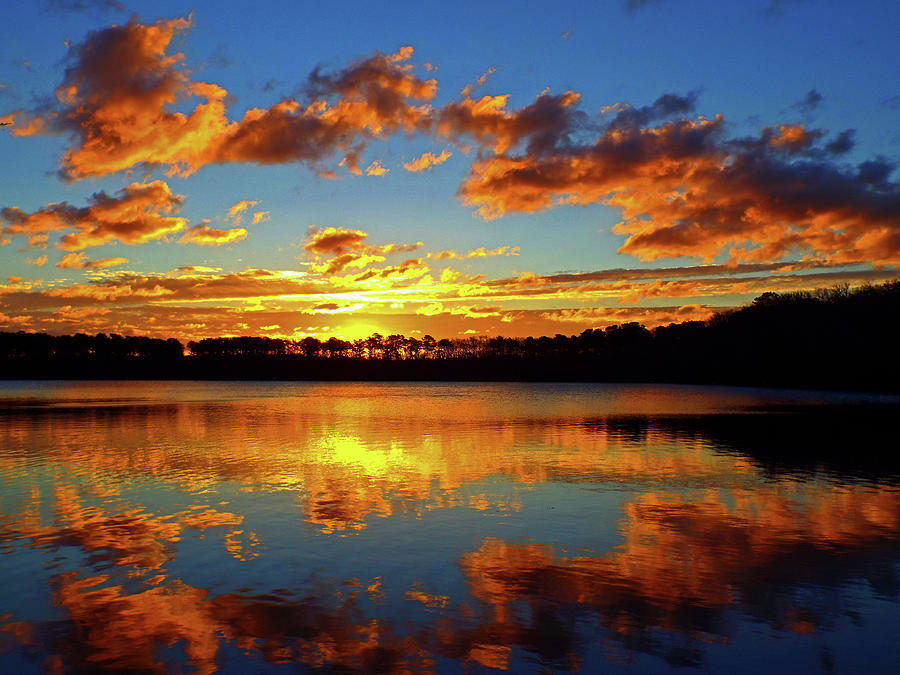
[26,255,48,266]
[403,148,452,172]
[226,199,259,224]
[457,99,900,265]
[57,252,128,269]
[540,304,715,325]
[178,222,247,246]
[12,17,437,180]
[303,226,424,275]
[251,211,270,225]
[435,89,581,155]
[428,245,520,260]
[7,15,899,273]
[460,66,496,98]
[2,180,186,250]
[304,226,368,255]
[310,252,386,275]
[26,234,48,249]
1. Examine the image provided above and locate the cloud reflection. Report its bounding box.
[1,384,899,671]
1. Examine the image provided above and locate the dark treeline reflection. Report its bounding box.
[589,410,900,484]
[2,280,900,390]
[1,383,900,671]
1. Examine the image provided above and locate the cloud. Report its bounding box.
[226,200,259,224]
[26,234,49,250]
[7,19,899,272]
[540,304,715,325]
[251,211,270,225]
[1,255,891,340]
[821,129,855,156]
[417,303,503,319]
[178,222,247,246]
[792,88,823,114]
[218,43,435,175]
[10,17,436,180]
[403,149,452,172]
[352,257,429,282]
[459,114,726,219]
[603,91,699,129]
[26,255,48,266]
[434,89,584,155]
[57,252,129,268]
[460,67,496,98]
[45,0,123,13]
[311,252,386,275]
[302,226,423,275]
[1,180,187,250]
[458,98,900,265]
[365,160,389,176]
[428,245,520,260]
[304,226,368,255]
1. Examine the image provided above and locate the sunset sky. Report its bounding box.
[1,0,898,341]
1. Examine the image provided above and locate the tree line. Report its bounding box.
[2,279,899,390]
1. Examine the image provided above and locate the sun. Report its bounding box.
[332,321,386,341]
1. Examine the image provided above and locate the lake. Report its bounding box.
[1,381,899,673]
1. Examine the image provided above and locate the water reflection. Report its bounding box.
[1,382,899,672]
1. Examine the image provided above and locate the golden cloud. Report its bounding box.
[365,160,389,176]
[428,245,520,260]
[11,16,436,180]
[57,252,129,269]
[403,148,452,172]
[178,223,247,246]
[2,180,186,250]
[226,199,259,224]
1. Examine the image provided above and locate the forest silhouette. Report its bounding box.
[2,279,899,391]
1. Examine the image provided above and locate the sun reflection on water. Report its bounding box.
[0,382,898,672]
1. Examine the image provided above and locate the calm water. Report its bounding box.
[1,381,899,673]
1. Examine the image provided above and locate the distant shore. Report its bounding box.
[1,354,897,393]
[3,281,899,392]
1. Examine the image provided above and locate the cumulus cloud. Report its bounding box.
[458,100,900,265]
[9,17,436,180]
[435,89,584,155]
[7,15,899,271]
[1,180,187,250]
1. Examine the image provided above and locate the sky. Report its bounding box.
[1,0,898,341]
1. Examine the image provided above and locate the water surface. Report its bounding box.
[1,381,899,673]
